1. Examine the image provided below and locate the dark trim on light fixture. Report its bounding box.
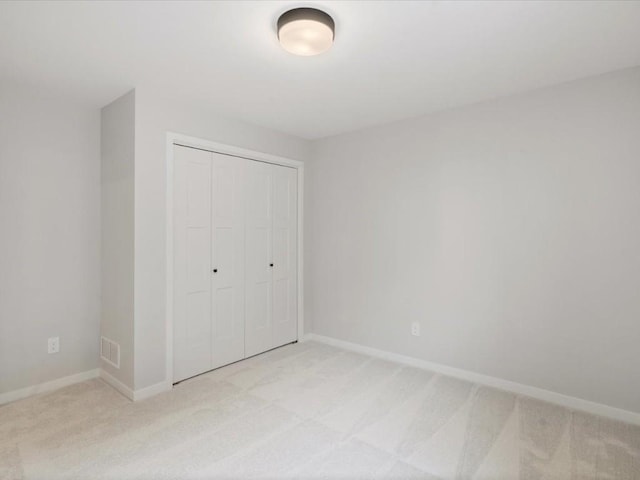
[277,7,335,41]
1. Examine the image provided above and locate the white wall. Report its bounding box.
[101,90,135,389]
[308,67,640,414]
[133,89,310,390]
[0,83,101,394]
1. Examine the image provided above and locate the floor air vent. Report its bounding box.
[101,336,120,369]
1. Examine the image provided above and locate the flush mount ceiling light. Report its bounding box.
[277,7,335,56]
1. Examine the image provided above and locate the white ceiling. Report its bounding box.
[1,1,640,139]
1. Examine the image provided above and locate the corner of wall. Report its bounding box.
[100,89,136,392]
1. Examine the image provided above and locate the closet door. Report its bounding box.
[210,153,246,369]
[173,146,212,382]
[174,146,298,380]
[272,165,298,347]
[245,161,298,357]
[244,160,274,358]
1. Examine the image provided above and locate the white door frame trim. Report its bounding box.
[165,132,305,386]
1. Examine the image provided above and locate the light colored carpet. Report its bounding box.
[1,340,639,479]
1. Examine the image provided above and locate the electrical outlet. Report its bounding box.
[48,336,60,354]
[411,322,421,337]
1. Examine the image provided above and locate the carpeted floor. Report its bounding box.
[1,340,639,479]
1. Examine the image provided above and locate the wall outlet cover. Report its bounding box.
[47,336,60,354]
[411,322,421,337]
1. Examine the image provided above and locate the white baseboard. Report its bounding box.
[0,368,100,406]
[99,369,171,402]
[306,333,640,426]
[133,380,172,401]
[99,369,134,400]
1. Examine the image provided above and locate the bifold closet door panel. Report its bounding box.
[272,165,298,347]
[173,146,212,383]
[245,160,274,358]
[211,153,246,369]
[174,145,298,380]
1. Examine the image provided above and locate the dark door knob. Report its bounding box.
[269,263,274,267]
[213,268,218,273]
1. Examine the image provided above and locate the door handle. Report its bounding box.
[213,268,218,273]
[269,263,274,267]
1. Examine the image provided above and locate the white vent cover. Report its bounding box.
[100,336,120,369]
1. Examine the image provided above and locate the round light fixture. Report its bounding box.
[277,7,335,56]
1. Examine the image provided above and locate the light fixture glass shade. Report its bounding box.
[278,8,335,56]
